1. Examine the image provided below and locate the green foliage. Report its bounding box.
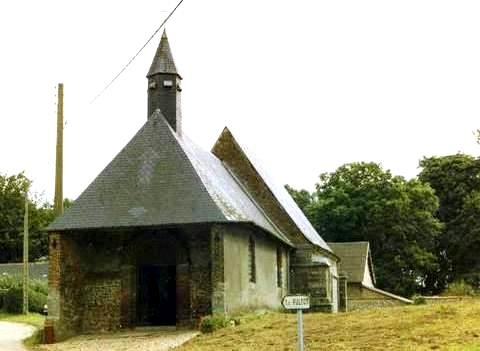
[419,154,480,292]
[199,315,229,333]
[28,288,47,313]
[289,162,442,297]
[0,274,17,289]
[30,279,48,296]
[444,280,476,297]
[0,312,45,328]
[285,185,313,214]
[0,172,59,263]
[4,286,23,313]
[0,275,47,313]
[0,289,6,310]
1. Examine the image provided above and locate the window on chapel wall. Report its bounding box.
[248,236,256,283]
[277,247,283,288]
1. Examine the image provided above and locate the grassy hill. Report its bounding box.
[178,300,480,351]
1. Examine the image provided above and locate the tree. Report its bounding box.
[419,154,480,288]
[285,185,313,214]
[290,162,442,296]
[0,173,56,263]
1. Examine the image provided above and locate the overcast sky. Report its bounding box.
[1,0,479,203]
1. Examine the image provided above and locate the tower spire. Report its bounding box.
[146,29,182,133]
[147,30,178,77]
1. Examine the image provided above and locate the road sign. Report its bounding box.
[282,295,310,310]
[282,295,310,351]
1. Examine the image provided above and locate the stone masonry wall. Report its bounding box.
[82,276,121,332]
[47,233,61,320]
[348,283,408,311]
[291,263,332,312]
[49,227,215,336]
[47,233,86,340]
[187,229,212,323]
[290,246,338,312]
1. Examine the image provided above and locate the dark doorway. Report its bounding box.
[137,265,176,326]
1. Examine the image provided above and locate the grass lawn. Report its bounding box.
[178,300,480,351]
[0,312,45,328]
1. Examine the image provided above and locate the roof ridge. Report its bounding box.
[178,132,293,246]
[212,127,332,252]
[48,113,226,231]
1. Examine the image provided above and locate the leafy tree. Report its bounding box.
[285,185,313,214]
[290,163,442,297]
[419,154,480,288]
[0,173,57,263]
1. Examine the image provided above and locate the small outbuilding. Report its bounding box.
[328,242,412,310]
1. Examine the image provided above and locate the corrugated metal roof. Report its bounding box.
[147,30,178,77]
[47,112,292,246]
[327,242,374,284]
[213,128,332,252]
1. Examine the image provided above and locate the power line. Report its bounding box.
[91,0,185,103]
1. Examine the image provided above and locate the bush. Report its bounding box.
[444,280,476,297]
[0,275,19,289]
[3,286,47,314]
[4,286,23,313]
[0,288,6,309]
[199,315,229,333]
[29,289,47,314]
[30,279,48,296]
[0,275,47,314]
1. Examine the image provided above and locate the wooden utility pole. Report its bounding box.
[23,191,29,314]
[54,83,64,216]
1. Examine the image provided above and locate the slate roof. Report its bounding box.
[212,128,333,253]
[0,262,48,280]
[147,30,178,77]
[327,242,375,284]
[47,111,292,246]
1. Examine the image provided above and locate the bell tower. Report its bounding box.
[147,30,182,133]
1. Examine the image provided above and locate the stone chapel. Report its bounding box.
[46,31,345,339]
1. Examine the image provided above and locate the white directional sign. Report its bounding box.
[282,295,310,310]
[282,295,310,351]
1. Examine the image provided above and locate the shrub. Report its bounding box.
[0,288,6,309]
[4,286,23,313]
[29,289,47,314]
[199,315,229,333]
[30,279,48,296]
[0,275,20,290]
[444,280,476,297]
[0,275,47,314]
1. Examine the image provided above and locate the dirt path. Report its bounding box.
[37,330,198,351]
[0,321,36,351]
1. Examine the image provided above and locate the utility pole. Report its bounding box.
[23,191,29,314]
[54,83,64,216]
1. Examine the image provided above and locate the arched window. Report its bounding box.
[248,236,256,283]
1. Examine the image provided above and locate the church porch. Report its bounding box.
[47,225,214,339]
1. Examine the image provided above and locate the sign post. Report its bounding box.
[282,295,310,351]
